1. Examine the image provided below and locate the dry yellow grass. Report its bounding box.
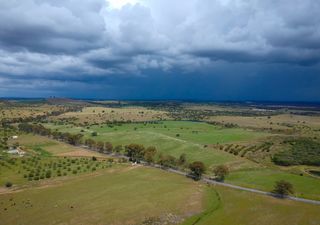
[208,114,320,130]
[0,104,64,120]
[54,106,171,123]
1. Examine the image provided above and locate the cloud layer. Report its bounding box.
[0,0,319,100]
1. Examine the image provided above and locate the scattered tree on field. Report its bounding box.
[125,144,145,162]
[273,180,294,197]
[189,161,206,180]
[158,154,177,168]
[213,165,229,181]
[96,141,104,152]
[5,182,12,188]
[144,146,157,164]
[104,142,113,153]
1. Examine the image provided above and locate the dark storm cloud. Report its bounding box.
[0,0,320,100]
[0,0,106,54]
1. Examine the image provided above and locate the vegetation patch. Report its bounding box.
[273,139,320,166]
[0,155,112,186]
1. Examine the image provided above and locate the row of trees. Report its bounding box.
[189,162,229,181]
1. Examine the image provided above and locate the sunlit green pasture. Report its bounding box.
[44,121,265,168]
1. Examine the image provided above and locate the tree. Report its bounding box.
[213,165,229,181]
[5,182,12,188]
[189,161,206,180]
[273,180,294,196]
[125,144,145,162]
[144,146,157,164]
[96,141,104,152]
[65,133,83,146]
[85,138,96,149]
[114,145,123,154]
[158,154,177,168]
[104,142,113,153]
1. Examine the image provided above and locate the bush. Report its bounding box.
[5,182,12,188]
[189,161,206,180]
[45,171,51,178]
[213,165,229,181]
[273,180,294,196]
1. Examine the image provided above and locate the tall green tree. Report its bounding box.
[125,144,145,162]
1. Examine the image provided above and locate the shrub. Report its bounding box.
[45,171,52,178]
[189,161,206,180]
[273,180,294,196]
[5,182,12,188]
[213,165,229,181]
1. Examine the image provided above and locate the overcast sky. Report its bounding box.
[0,0,319,101]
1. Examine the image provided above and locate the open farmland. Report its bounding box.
[40,119,320,200]
[8,134,107,158]
[0,104,67,120]
[0,166,204,225]
[1,99,320,225]
[43,121,268,169]
[225,168,320,200]
[183,185,320,225]
[207,114,320,132]
[53,106,171,124]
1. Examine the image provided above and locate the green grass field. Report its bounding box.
[9,134,106,157]
[0,166,204,225]
[184,185,320,225]
[41,121,320,200]
[47,121,267,144]
[1,164,320,225]
[225,168,320,200]
[44,121,265,168]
